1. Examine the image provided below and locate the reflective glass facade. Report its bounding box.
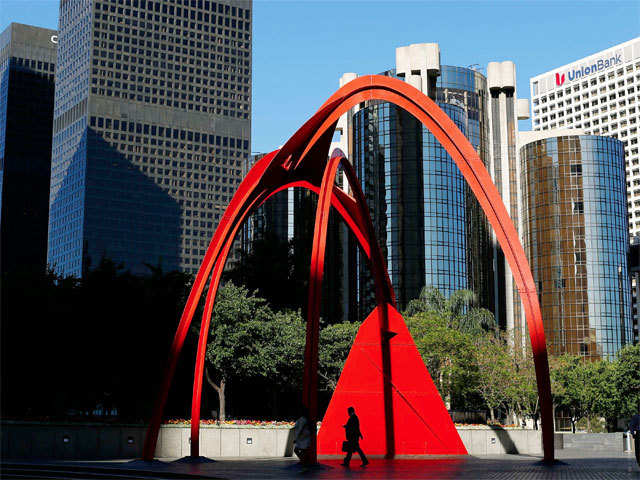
[241,153,291,252]
[0,24,57,276]
[520,135,632,359]
[48,0,251,277]
[436,66,494,311]
[351,65,493,316]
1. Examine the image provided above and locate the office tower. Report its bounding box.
[241,153,292,253]
[519,130,632,359]
[48,0,251,277]
[0,23,57,277]
[529,38,640,238]
[629,239,640,345]
[343,44,495,319]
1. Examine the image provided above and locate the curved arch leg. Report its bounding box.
[187,178,397,459]
[189,236,235,457]
[189,185,276,457]
[143,152,279,461]
[302,154,342,464]
[339,157,396,457]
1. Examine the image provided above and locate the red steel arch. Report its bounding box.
[142,75,554,463]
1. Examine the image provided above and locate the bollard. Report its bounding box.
[624,431,632,453]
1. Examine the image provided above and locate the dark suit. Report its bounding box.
[343,413,368,465]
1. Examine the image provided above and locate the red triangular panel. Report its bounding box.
[317,304,467,455]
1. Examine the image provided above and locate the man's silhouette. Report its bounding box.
[341,406,368,467]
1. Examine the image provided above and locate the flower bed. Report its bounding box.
[162,418,522,430]
[164,418,295,427]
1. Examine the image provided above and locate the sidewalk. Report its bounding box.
[2,450,639,479]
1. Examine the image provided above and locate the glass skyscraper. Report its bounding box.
[0,23,57,277]
[350,64,493,316]
[48,0,251,277]
[520,132,632,359]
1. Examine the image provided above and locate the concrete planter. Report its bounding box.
[456,427,542,455]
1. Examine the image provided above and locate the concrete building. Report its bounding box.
[0,23,57,277]
[519,130,632,359]
[530,38,640,238]
[486,61,531,347]
[48,0,251,277]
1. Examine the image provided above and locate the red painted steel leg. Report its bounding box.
[190,187,276,457]
[302,154,342,464]
[187,179,394,459]
[143,153,278,461]
[339,159,395,456]
[141,236,224,461]
[189,241,232,457]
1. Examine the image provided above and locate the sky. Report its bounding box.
[1,0,638,153]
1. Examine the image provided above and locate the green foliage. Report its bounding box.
[318,321,361,391]
[405,286,494,334]
[549,352,636,431]
[204,283,304,387]
[202,283,362,417]
[403,287,640,429]
[505,344,538,420]
[406,311,476,404]
[472,333,512,421]
[613,344,640,417]
[2,258,195,419]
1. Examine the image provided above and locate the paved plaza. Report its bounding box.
[2,450,640,480]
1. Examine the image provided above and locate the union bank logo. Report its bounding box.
[555,73,565,86]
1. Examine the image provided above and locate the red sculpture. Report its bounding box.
[142,75,554,463]
[317,303,468,456]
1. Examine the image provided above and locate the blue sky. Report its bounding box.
[2,1,638,153]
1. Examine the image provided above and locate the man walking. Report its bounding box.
[341,406,369,467]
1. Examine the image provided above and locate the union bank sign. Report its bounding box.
[555,53,622,86]
[544,44,634,90]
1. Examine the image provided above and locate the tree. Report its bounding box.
[548,355,618,432]
[613,344,640,418]
[586,360,619,432]
[202,283,273,420]
[473,333,512,422]
[202,283,307,420]
[318,321,361,391]
[550,355,585,431]
[406,311,476,410]
[405,286,494,334]
[504,342,538,426]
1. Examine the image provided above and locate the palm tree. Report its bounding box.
[405,286,494,334]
